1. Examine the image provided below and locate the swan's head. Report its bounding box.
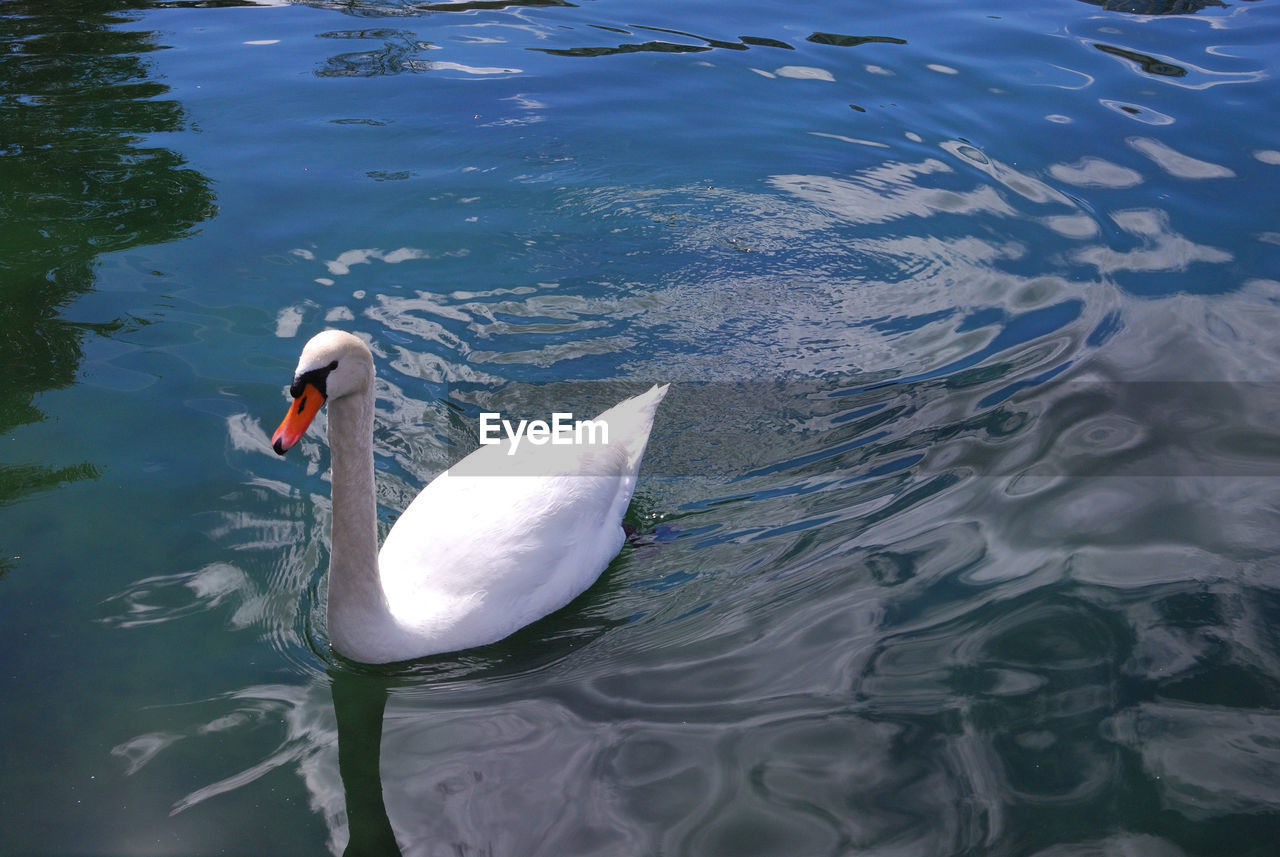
[271,330,374,455]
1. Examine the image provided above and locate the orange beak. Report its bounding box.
[272,382,325,455]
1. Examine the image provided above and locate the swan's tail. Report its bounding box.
[596,383,669,475]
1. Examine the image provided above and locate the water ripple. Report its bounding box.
[53,0,1280,853]
[1103,702,1280,819]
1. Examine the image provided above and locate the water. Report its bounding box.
[3,0,1280,853]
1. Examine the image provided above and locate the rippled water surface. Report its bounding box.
[4,0,1280,854]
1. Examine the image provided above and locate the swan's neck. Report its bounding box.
[325,386,394,660]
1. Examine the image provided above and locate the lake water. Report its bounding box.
[4,0,1280,854]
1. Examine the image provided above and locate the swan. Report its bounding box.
[271,329,668,664]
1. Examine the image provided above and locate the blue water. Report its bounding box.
[3,0,1280,854]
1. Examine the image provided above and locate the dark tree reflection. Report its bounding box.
[0,0,215,506]
[1076,0,1226,14]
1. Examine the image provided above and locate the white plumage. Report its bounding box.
[272,330,667,664]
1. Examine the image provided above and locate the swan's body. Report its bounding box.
[272,330,667,664]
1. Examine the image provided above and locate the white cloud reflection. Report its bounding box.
[1128,137,1235,180]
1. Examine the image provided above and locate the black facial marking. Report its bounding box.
[290,360,338,399]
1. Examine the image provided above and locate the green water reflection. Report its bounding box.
[0,0,214,509]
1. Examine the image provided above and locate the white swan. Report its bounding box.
[271,330,668,664]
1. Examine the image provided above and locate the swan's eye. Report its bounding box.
[291,360,339,399]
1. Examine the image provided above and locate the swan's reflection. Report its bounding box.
[331,668,400,857]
